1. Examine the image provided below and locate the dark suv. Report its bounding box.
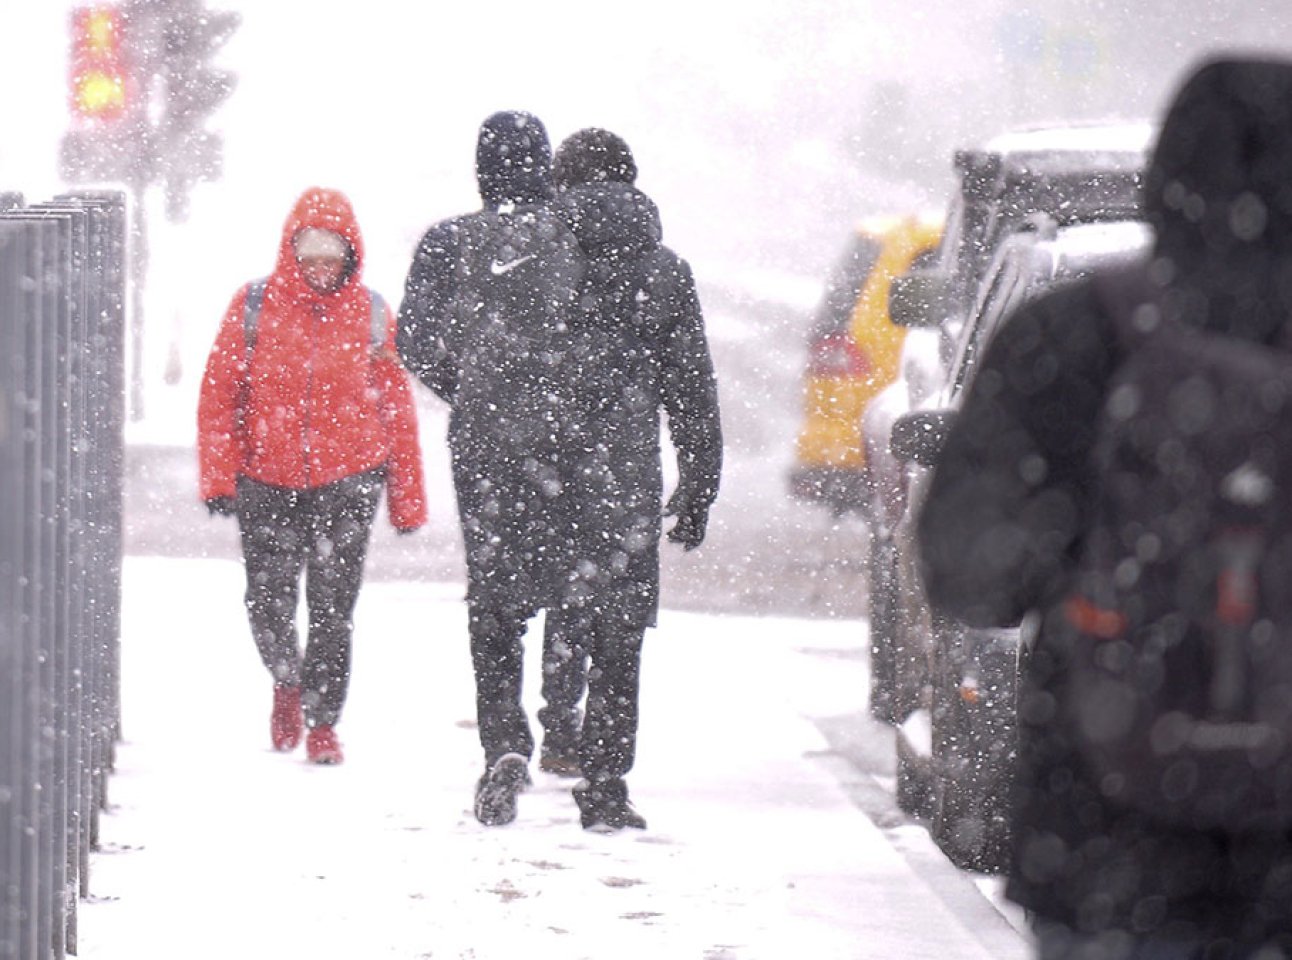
[867,122,1154,729]
[888,219,1153,873]
[864,123,1156,873]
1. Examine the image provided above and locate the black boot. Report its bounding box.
[474,753,530,826]
[573,777,646,832]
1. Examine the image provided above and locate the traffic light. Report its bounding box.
[153,0,240,221]
[61,0,239,218]
[62,4,148,184]
[69,6,130,124]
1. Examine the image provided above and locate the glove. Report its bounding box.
[664,488,711,551]
[206,495,237,518]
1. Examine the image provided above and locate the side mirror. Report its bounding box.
[889,270,950,329]
[890,409,953,468]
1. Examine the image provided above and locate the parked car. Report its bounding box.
[789,214,941,513]
[888,217,1154,872]
[864,121,1154,727]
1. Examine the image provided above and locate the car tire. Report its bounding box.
[895,720,934,819]
[932,767,1011,874]
[867,529,899,724]
[929,636,1010,873]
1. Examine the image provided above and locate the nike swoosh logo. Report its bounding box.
[489,254,536,276]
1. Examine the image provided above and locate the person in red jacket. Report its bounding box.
[198,186,427,765]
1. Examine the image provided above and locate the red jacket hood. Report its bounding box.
[273,187,366,296]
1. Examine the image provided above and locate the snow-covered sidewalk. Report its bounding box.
[77,556,1029,960]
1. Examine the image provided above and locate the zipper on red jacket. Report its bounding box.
[304,302,321,486]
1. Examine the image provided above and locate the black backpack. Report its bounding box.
[446,203,587,448]
[1063,270,1292,832]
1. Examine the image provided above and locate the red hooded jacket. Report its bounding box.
[197,187,427,530]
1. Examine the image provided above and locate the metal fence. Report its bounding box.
[0,191,127,960]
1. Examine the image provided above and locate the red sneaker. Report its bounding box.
[271,684,303,752]
[305,725,344,765]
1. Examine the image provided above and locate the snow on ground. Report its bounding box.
[77,556,1029,960]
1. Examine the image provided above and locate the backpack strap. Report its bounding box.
[368,289,387,353]
[243,279,386,361]
[242,278,270,359]
[236,279,269,433]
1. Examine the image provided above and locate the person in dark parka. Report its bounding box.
[547,127,723,829]
[399,110,580,826]
[917,58,1292,959]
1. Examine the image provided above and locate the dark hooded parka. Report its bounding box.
[398,111,573,622]
[917,58,1292,948]
[554,129,723,627]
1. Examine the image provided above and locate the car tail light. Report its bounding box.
[807,332,871,378]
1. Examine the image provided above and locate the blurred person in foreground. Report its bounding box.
[198,186,427,765]
[917,57,1292,959]
[543,126,723,830]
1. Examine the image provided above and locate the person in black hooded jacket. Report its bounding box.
[398,110,581,827]
[917,57,1292,959]
[542,127,723,830]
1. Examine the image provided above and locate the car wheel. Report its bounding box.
[929,637,1010,873]
[867,529,899,724]
[894,716,934,819]
[932,767,1011,874]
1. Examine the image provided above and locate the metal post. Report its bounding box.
[0,217,27,960]
[127,182,146,422]
[56,189,127,890]
[14,214,52,960]
[28,202,92,956]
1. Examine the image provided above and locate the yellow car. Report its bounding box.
[790,214,942,512]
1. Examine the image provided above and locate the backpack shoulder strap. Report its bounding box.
[245,279,386,356]
[236,278,268,431]
[368,288,388,353]
[242,278,270,359]
[1091,258,1162,354]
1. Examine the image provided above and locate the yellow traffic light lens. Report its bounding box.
[75,69,125,117]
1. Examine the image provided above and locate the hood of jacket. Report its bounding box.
[476,110,554,209]
[553,127,639,189]
[561,182,662,263]
[1145,57,1292,344]
[272,187,365,298]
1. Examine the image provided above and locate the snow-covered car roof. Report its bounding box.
[982,121,1157,158]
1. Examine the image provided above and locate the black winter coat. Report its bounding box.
[918,59,1292,945]
[560,182,722,626]
[398,131,721,624]
[400,199,582,618]
[398,111,578,617]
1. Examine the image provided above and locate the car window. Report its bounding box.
[810,232,882,337]
[951,201,993,305]
[946,252,1028,401]
[931,199,965,273]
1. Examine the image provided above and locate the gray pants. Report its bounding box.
[236,469,382,728]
